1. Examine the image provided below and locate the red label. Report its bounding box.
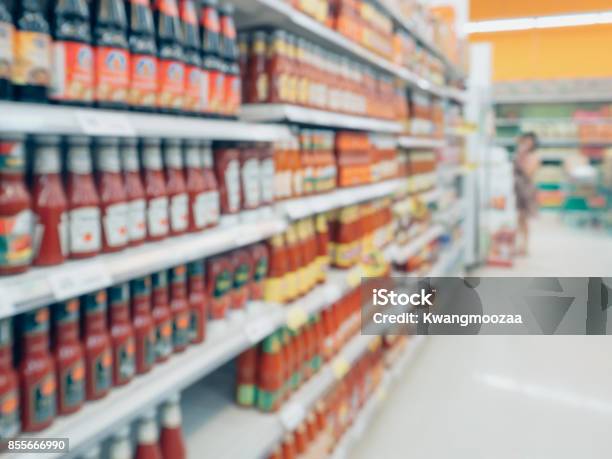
[181,0,198,24]
[221,16,236,40]
[155,0,178,17]
[184,65,203,112]
[95,46,129,104]
[157,59,184,110]
[208,69,223,114]
[130,0,149,4]
[202,8,220,33]
[51,41,94,102]
[129,53,157,107]
[224,74,240,115]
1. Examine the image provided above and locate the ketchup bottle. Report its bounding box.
[214,142,241,215]
[65,136,101,260]
[126,0,158,112]
[159,394,186,459]
[0,318,19,439]
[0,134,33,275]
[94,137,129,253]
[109,284,136,386]
[19,308,56,432]
[257,331,283,413]
[187,260,206,344]
[135,410,163,459]
[50,0,94,105]
[200,141,220,227]
[200,0,223,116]
[31,135,68,267]
[53,299,85,416]
[92,0,129,108]
[154,0,185,114]
[151,271,172,362]
[219,3,239,117]
[169,265,190,352]
[141,138,169,241]
[0,1,13,100]
[109,426,131,459]
[236,346,257,407]
[163,139,188,236]
[82,291,113,401]
[130,277,156,375]
[183,139,206,232]
[180,0,203,115]
[120,138,147,246]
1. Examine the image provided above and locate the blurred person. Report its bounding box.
[513,132,540,255]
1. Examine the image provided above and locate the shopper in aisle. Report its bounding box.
[513,132,540,256]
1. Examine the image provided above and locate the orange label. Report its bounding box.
[201,68,212,113]
[202,8,220,33]
[208,69,223,114]
[129,53,157,107]
[94,46,129,103]
[224,73,240,115]
[155,0,178,16]
[184,65,203,112]
[51,41,94,102]
[181,0,198,24]
[13,30,51,86]
[157,59,184,110]
[221,17,236,40]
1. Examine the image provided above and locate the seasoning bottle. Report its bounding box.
[130,277,156,375]
[246,31,267,103]
[236,346,257,407]
[0,134,33,275]
[120,138,146,246]
[134,410,163,459]
[94,137,129,253]
[151,271,172,362]
[249,243,268,301]
[82,291,112,401]
[259,144,275,206]
[50,0,94,105]
[237,32,247,102]
[159,394,186,459]
[65,136,101,259]
[315,214,328,283]
[183,139,206,232]
[266,30,287,104]
[169,265,190,352]
[180,0,203,115]
[279,328,293,401]
[126,0,157,111]
[163,139,188,236]
[200,141,219,227]
[214,142,240,215]
[257,331,283,413]
[92,0,129,108]
[205,255,232,321]
[154,0,184,113]
[0,318,19,439]
[0,0,13,99]
[219,3,239,117]
[141,138,169,241]
[199,0,222,116]
[31,135,67,266]
[53,299,85,416]
[239,144,260,211]
[109,426,132,459]
[264,234,287,304]
[187,260,206,344]
[230,249,251,313]
[19,307,56,432]
[12,0,51,101]
[108,284,135,386]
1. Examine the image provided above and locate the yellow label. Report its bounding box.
[286,271,297,300]
[287,305,307,331]
[13,31,51,86]
[332,357,350,379]
[347,265,362,288]
[368,336,382,352]
[264,276,286,304]
[295,267,307,296]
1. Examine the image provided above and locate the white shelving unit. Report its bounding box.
[388,225,444,264]
[398,136,446,149]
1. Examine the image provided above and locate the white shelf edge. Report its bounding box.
[398,136,446,149]
[389,224,444,264]
[494,93,612,104]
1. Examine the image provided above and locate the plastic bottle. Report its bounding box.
[214,142,241,215]
[183,139,206,232]
[0,318,19,439]
[134,410,163,459]
[130,276,156,375]
[120,138,146,246]
[50,0,94,105]
[151,271,172,362]
[199,141,219,227]
[179,0,203,115]
[19,307,56,432]
[187,260,206,344]
[199,0,222,116]
[218,3,239,117]
[109,284,136,386]
[141,138,169,241]
[82,291,113,401]
[109,426,131,459]
[163,139,188,236]
[31,135,68,266]
[257,331,283,413]
[13,0,51,101]
[235,346,257,407]
[169,265,190,352]
[159,394,186,459]
[0,0,13,99]
[53,299,85,416]
[93,0,129,108]
[154,0,184,113]
[0,134,33,275]
[126,0,157,111]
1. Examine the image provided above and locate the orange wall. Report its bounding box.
[470,24,612,81]
[470,0,612,21]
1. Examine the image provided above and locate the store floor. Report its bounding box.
[351,215,612,459]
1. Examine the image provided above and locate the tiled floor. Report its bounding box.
[351,215,612,459]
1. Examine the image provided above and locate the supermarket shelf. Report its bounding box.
[435,203,464,227]
[276,179,403,220]
[429,243,464,277]
[398,136,446,149]
[0,101,292,141]
[0,215,287,319]
[414,188,440,204]
[240,104,403,133]
[495,137,612,148]
[388,225,444,264]
[494,92,612,104]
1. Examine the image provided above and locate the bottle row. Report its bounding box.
[0,0,240,117]
[239,29,408,120]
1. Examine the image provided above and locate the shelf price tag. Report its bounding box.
[244,316,277,344]
[77,110,135,137]
[279,401,305,431]
[49,261,112,301]
[332,356,350,380]
[347,265,362,288]
[286,304,308,331]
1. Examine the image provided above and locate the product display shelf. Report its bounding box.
[429,242,465,277]
[0,101,292,141]
[276,179,404,220]
[413,188,440,205]
[0,216,287,319]
[387,224,444,264]
[330,335,427,459]
[435,202,464,228]
[495,137,612,148]
[494,92,612,105]
[240,104,404,133]
[398,136,446,149]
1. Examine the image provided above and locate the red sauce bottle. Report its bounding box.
[82,291,113,401]
[180,0,204,115]
[163,139,188,236]
[264,234,287,304]
[187,260,206,344]
[235,346,258,407]
[0,134,33,275]
[169,265,190,352]
[135,410,163,459]
[65,136,101,260]
[0,318,20,439]
[239,144,261,211]
[159,394,186,459]
[257,331,283,413]
[19,307,56,432]
[183,140,206,232]
[120,138,147,246]
[130,277,156,375]
[53,299,85,416]
[94,138,129,253]
[230,249,251,313]
[200,141,220,227]
[151,271,172,362]
[141,138,169,241]
[206,255,232,321]
[31,135,68,267]
[108,284,136,386]
[200,0,223,116]
[249,243,268,301]
[259,144,275,206]
[214,143,241,215]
